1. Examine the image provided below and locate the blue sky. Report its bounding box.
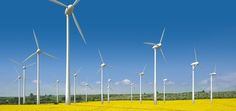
[0,0,236,96]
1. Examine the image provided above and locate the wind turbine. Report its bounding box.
[18,75,22,105]
[49,0,87,105]
[190,48,199,104]
[130,82,134,103]
[56,80,60,103]
[15,74,22,105]
[10,59,34,104]
[24,29,56,105]
[163,78,167,103]
[81,82,91,102]
[144,28,167,104]
[73,71,79,103]
[209,65,216,103]
[107,79,111,103]
[98,49,110,104]
[138,64,147,104]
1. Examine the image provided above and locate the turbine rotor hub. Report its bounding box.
[101,63,106,67]
[210,72,216,76]
[152,43,161,49]
[37,49,41,54]
[139,72,144,76]
[65,5,74,15]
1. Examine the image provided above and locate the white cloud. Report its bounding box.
[114,79,131,86]
[96,81,101,84]
[121,79,131,85]
[166,80,175,85]
[199,72,236,91]
[115,81,120,85]
[200,79,209,85]
[215,72,236,90]
[80,81,88,86]
[148,82,152,85]
[32,80,38,84]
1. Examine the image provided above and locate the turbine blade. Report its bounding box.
[76,68,82,74]
[72,13,87,44]
[49,0,67,8]
[88,85,92,89]
[160,48,167,63]
[143,64,147,72]
[98,49,104,63]
[15,69,21,75]
[107,64,112,69]
[9,59,21,66]
[214,65,216,73]
[194,48,198,62]
[25,63,36,68]
[110,87,114,91]
[159,28,166,43]
[97,68,101,73]
[42,51,57,59]
[33,29,40,49]
[23,52,37,63]
[73,0,80,6]
[14,76,21,83]
[144,42,156,46]
[73,69,81,76]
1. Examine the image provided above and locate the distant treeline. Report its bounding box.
[0,91,236,105]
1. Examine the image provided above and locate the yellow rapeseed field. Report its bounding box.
[0,99,236,111]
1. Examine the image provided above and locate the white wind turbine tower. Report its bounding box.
[56,80,60,103]
[190,48,199,104]
[84,83,89,102]
[107,79,111,103]
[49,0,87,105]
[144,28,167,104]
[17,75,22,105]
[130,82,134,103]
[209,65,216,103]
[85,84,88,102]
[163,78,167,102]
[15,74,22,105]
[10,59,34,104]
[81,82,91,102]
[73,71,79,103]
[98,49,110,104]
[24,30,56,105]
[138,64,147,104]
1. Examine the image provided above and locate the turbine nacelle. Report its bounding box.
[108,79,111,82]
[130,83,134,86]
[65,5,74,15]
[163,79,167,82]
[22,65,26,70]
[101,63,106,68]
[74,73,78,78]
[191,61,199,66]
[18,76,22,79]
[210,72,216,76]
[139,72,145,76]
[36,49,41,54]
[152,43,161,49]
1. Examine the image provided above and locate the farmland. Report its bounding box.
[0,99,236,111]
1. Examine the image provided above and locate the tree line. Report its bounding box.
[0,91,235,104]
